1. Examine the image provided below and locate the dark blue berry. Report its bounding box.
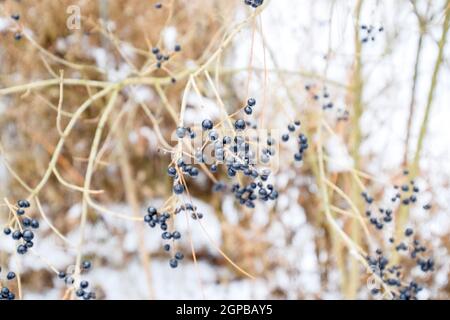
[31,219,40,229]
[172,231,181,239]
[173,183,184,194]
[22,230,34,241]
[12,231,22,240]
[82,261,92,270]
[7,272,16,280]
[175,252,184,260]
[202,119,213,130]
[234,119,246,131]
[17,244,27,254]
[169,259,178,268]
[17,200,30,208]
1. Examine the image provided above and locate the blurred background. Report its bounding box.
[0,0,449,299]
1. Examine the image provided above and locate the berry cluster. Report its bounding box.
[58,260,95,300]
[3,200,40,255]
[244,0,264,8]
[305,84,349,121]
[144,206,184,268]
[0,267,16,300]
[175,203,204,220]
[363,171,430,231]
[281,121,308,162]
[244,98,256,115]
[367,227,434,300]
[360,25,384,43]
[151,43,181,74]
[363,171,435,300]
[202,103,281,208]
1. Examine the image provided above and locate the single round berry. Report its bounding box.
[76,289,85,297]
[173,184,184,195]
[22,218,31,227]
[17,244,27,255]
[244,106,253,115]
[169,259,178,268]
[17,200,30,208]
[172,231,181,240]
[31,219,40,229]
[234,119,246,131]
[22,230,34,242]
[174,44,181,52]
[247,98,256,106]
[7,272,16,280]
[80,281,89,289]
[12,230,22,240]
[3,227,11,235]
[202,119,213,131]
[288,124,295,132]
[65,276,75,285]
[175,252,184,260]
[176,127,186,138]
[82,261,92,270]
[209,130,218,141]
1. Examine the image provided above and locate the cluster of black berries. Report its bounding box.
[244,98,256,115]
[395,231,434,272]
[151,43,181,71]
[367,250,424,300]
[167,162,187,196]
[364,171,431,231]
[360,25,384,43]
[144,206,184,268]
[74,279,95,300]
[390,172,426,207]
[244,0,264,8]
[281,121,308,162]
[197,102,281,208]
[306,85,334,110]
[174,203,204,220]
[58,260,95,300]
[368,228,434,300]
[0,267,16,300]
[364,171,435,300]
[9,13,22,41]
[305,84,349,121]
[231,179,278,209]
[3,200,40,255]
